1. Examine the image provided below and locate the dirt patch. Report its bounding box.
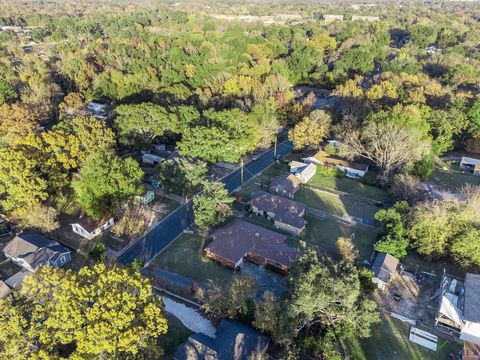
[375,273,441,327]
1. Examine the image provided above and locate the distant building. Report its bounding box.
[174,319,269,360]
[269,173,301,199]
[3,233,71,272]
[71,217,114,240]
[302,150,369,178]
[249,191,306,235]
[321,14,344,21]
[460,156,480,176]
[86,102,108,120]
[289,161,317,182]
[370,252,399,290]
[351,15,380,21]
[436,273,480,346]
[205,218,302,272]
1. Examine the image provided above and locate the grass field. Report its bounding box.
[307,173,390,203]
[287,216,380,260]
[158,314,194,359]
[344,314,462,360]
[153,233,234,285]
[429,167,480,192]
[295,188,382,220]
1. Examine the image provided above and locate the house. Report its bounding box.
[321,14,344,21]
[205,218,302,272]
[302,150,369,178]
[142,153,165,166]
[436,273,480,346]
[3,233,71,272]
[0,281,12,299]
[4,269,31,288]
[460,157,480,176]
[174,319,269,360]
[249,191,306,235]
[289,161,317,183]
[269,173,301,199]
[71,217,114,240]
[351,15,380,21]
[86,102,108,120]
[371,252,399,290]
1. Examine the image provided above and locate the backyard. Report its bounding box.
[287,216,380,261]
[294,187,383,220]
[344,314,462,360]
[428,166,480,192]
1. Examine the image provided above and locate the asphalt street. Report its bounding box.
[117,140,293,265]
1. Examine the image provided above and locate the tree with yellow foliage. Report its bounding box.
[288,110,331,150]
[17,263,168,359]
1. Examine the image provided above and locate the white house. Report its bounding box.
[436,273,480,346]
[71,217,114,240]
[3,233,71,272]
[302,150,369,178]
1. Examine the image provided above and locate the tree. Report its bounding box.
[202,276,257,320]
[374,201,410,259]
[114,103,177,147]
[427,108,468,154]
[342,106,431,181]
[445,64,479,87]
[285,251,380,348]
[72,151,143,218]
[409,24,438,48]
[158,158,207,197]
[193,181,233,230]
[336,237,358,263]
[0,148,48,211]
[450,227,480,268]
[0,104,39,145]
[389,173,424,204]
[254,291,282,338]
[58,92,85,120]
[0,78,17,105]
[70,116,116,158]
[20,264,168,359]
[11,203,60,232]
[288,110,331,150]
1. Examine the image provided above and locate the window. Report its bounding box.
[60,255,66,264]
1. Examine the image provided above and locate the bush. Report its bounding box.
[408,156,435,181]
[89,242,106,262]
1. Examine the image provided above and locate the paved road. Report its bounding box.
[117,141,293,264]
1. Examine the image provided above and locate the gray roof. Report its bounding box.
[269,174,300,194]
[249,191,306,229]
[371,252,399,283]
[174,319,269,360]
[464,273,480,323]
[3,233,70,269]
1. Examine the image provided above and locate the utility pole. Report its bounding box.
[240,158,244,185]
[274,138,277,159]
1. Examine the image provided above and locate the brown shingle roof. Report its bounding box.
[269,174,300,194]
[205,218,301,268]
[249,192,306,229]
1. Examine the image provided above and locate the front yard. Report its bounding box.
[152,233,234,285]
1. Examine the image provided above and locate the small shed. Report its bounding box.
[371,252,399,290]
[460,157,480,175]
[295,163,317,183]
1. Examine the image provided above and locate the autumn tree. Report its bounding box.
[58,92,86,120]
[72,151,143,218]
[193,181,233,230]
[11,203,60,232]
[20,263,168,359]
[288,110,331,150]
[336,236,359,263]
[0,104,40,145]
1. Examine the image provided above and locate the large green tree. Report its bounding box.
[72,151,143,218]
[193,181,233,230]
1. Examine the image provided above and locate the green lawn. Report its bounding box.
[428,167,480,192]
[295,188,382,220]
[158,314,194,359]
[287,216,380,260]
[307,173,390,203]
[344,314,462,360]
[153,233,234,285]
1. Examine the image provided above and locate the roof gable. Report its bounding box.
[464,273,480,323]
